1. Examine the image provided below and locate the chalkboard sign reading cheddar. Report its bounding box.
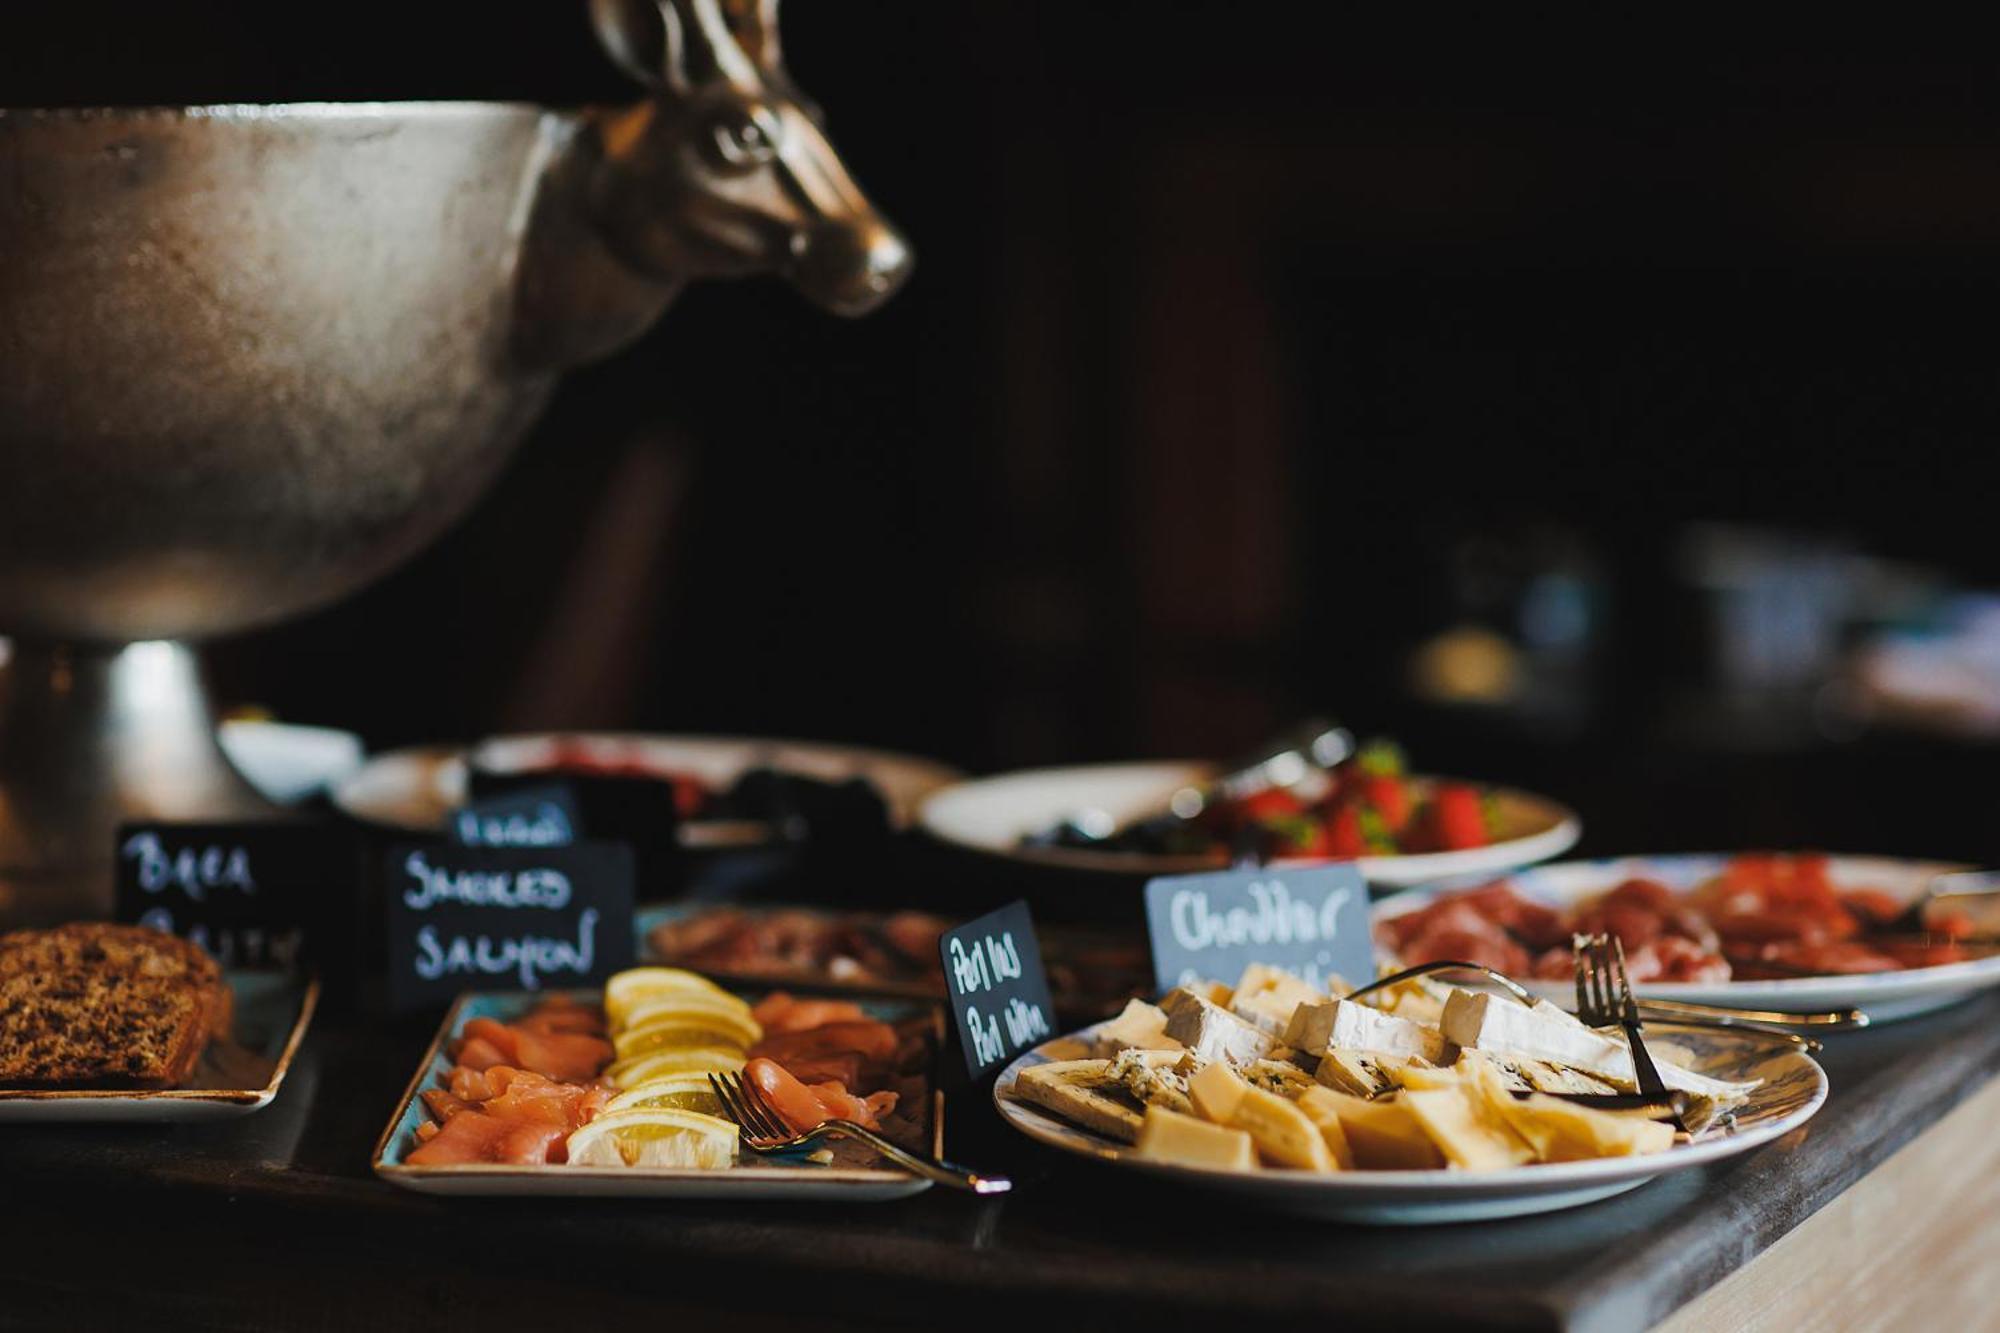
[383,841,635,1012]
[114,821,348,971]
[1142,863,1373,995]
[939,899,1056,1081]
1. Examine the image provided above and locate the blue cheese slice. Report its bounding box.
[1160,988,1280,1067]
[1283,998,1447,1063]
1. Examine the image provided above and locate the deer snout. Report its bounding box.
[789,217,914,317]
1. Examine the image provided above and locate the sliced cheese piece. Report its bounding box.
[1187,1059,1250,1124]
[1297,1086,1445,1170]
[1161,988,1280,1067]
[1313,1049,1415,1100]
[1134,1105,1257,1170]
[1471,1061,1675,1162]
[1441,989,1630,1072]
[1228,963,1327,1037]
[1010,1059,1144,1143]
[1108,1047,1194,1114]
[1089,999,1181,1056]
[1441,990,1758,1114]
[1283,998,1446,1063]
[1240,1058,1317,1101]
[1293,1091,1356,1169]
[1401,1083,1535,1171]
[1393,1059,1472,1092]
[1355,969,1455,1026]
[1228,1085,1334,1171]
[1189,978,1234,1007]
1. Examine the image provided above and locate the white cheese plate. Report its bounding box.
[993,1021,1825,1224]
[1378,854,2000,1024]
[918,761,1580,890]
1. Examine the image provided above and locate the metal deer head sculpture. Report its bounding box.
[588,0,913,315]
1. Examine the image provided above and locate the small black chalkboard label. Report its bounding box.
[938,899,1056,1082]
[114,821,343,971]
[383,840,635,1012]
[448,782,579,848]
[1143,863,1373,994]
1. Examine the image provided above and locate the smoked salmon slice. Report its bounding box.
[743,1056,897,1134]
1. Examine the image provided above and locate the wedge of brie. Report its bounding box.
[1440,990,1758,1128]
[1283,998,1447,1064]
[1161,988,1281,1067]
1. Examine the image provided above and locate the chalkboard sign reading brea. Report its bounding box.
[1143,863,1373,994]
[383,841,634,1012]
[939,899,1055,1081]
[114,821,348,970]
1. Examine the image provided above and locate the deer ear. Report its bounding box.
[722,0,784,71]
[591,0,674,89]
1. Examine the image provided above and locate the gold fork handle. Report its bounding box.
[1631,1009,1822,1051]
[1634,997,1868,1031]
[812,1119,1012,1194]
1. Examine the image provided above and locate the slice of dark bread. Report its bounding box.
[0,924,226,1089]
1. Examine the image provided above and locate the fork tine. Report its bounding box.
[738,1073,796,1140]
[706,1071,750,1133]
[1611,936,1638,1022]
[1572,934,1590,1018]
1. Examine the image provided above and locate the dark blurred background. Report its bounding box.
[7,6,1999,861]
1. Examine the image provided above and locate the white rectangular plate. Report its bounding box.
[0,971,319,1122]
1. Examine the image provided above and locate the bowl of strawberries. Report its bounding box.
[917,738,1580,893]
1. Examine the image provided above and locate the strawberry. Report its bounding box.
[1416,784,1490,851]
[1324,802,1396,859]
[1325,805,1369,859]
[1358,772,1412,835]
[1263,814,1331,859]
[1236,788,1307,822]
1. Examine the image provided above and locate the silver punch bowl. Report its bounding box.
[0,0,911,923]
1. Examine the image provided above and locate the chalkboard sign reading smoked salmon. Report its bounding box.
[383,841,635,1013]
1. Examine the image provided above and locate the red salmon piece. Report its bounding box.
[748,1020,898,1068]
[752,991,870,1034]
[512,1028,614,1082]
[407,1108,515,1165]
[743,1056,897,1133]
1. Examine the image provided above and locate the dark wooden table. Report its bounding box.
[2,987,1995,1333]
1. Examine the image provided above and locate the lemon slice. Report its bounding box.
[604,967,734,1027]
[614,1014,762,1060]
[604,1046,745,1088]
[566,1108,739,1169]
[620,995,762,1045]
[603,1072,728,1117]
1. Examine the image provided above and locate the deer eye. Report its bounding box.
[708,106,783,170]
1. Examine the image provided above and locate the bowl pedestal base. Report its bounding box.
[0,640,277,926]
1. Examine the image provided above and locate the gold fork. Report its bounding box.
[1575,934,1690,1132]
[706,1071,1011,1194]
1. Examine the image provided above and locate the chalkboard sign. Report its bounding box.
[448,783,578,848]
[114,821,348,971]
[938,899,1056,1081]
[465,768,683,897]
[1143,863,1373,994]
[382,840,635,1012]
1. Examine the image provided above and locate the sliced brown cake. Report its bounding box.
[0,924,227,1089]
